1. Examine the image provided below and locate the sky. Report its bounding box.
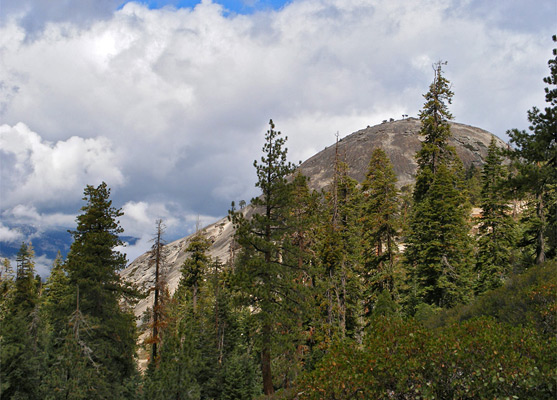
[0,0,555,276]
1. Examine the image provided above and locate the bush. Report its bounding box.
[288,317,556,399]
[428,261,557,335]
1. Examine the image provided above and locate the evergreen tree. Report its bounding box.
[405,62,473,309]
[146,219,169,370]
[361,148,400,297]
[229,119,299,395]
[413,61,456,202]
[181,231,211,314]
[60,182,140,397]
[313,142,365,345]
[142,291,202,400]
[145,243,261,400]
[42,252,70,335]
[507,36,557,264]
[0,243,42,399]
[0,258,15,318]
[475,138,517,293]
[464,164,482,207]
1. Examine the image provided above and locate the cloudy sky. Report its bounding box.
[0,0,555,274]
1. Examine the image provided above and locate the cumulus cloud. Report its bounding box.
[0,0,554,264]
[2,205,76,229]
[0,223,24,243]
[0,123,124,209]
[120,201,181,237]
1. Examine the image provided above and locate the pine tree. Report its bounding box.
[0,243,42,399]
[180,231,211,314]
[361,148,400,296]
[405,62,473,309]
[146,219,169,370]
[0,258,15,318]
[42,252,70,334]
[61,182,140,397]
[413,61,456,202]
[230,119,298,395]
[142,291,202,400]
[314,141,365,343]
[475,138,517,293]
[276,172,320,386]
[507,36,557,264]
[464,164,482,207]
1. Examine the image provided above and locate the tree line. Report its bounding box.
[1,38,555,399]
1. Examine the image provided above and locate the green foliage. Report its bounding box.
[405,62,474,310]
[0,258,15,320]
[371,290,399,318]
[317,156,364,340]
[44,182,141,398]
[179,232,211,314]
[0,242,44,400]
[289,317,556,400]
[507,36,557,264]
[406,163,473,308]
[361,148,400,296]
[229,119,300,395]
[475,138,518,294]
[13,242,39,314]
[414,61,456,201]
[144,235,262,400]
[428,261,557,336]
[464,164,482,206]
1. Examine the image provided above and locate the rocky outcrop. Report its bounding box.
[120,118,505,318]
[299,117,505,191]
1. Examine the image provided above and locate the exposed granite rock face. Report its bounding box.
[121,118,505,319]
[299,117,506,191]
[121,215,237,319]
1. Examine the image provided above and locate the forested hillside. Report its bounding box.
[1,40,555,399]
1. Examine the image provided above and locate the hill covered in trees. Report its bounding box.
[1,39,555,399]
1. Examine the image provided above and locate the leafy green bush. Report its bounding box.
[428,261,557,335]
[286,317,556,399]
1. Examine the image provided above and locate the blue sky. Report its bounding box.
[0,0,555,275]
[123,0,290,13]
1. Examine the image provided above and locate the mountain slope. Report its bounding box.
[121,118,505,318]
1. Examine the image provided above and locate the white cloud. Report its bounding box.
[116,235,152,268]
[0,223,24,243]
[2,205,75,230]
[0,123,124,209]
[34,254,54,278]
[120,201,181,237]
[0,0,554,265]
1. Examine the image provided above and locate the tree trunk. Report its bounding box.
[261,322,274,395]
[536,191,545,265]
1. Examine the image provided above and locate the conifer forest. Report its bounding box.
[1,39,556,400]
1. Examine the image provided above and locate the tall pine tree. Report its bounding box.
[475,137,517,293]
[0,243,43,400]
[229,119,299,395]
[361,148,400,297]
[61,182,140,397]
[405,62,473,309]
[146,219,169,371]
[507,36,557,264]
